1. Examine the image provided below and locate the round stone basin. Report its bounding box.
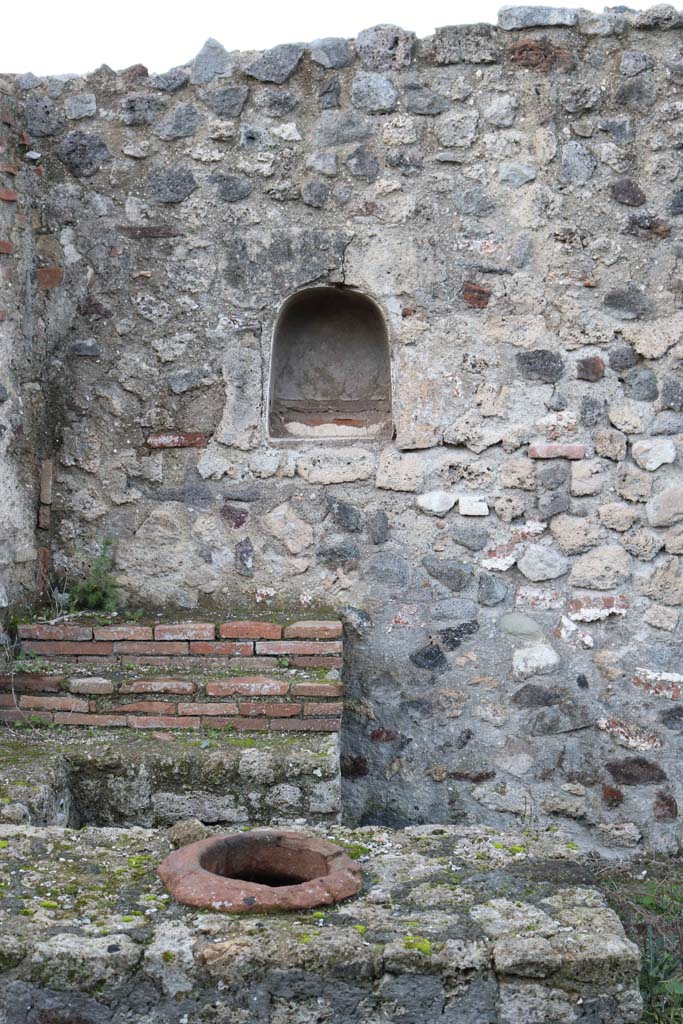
[158,829,363,913]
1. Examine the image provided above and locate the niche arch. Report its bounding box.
[268,286,392,439]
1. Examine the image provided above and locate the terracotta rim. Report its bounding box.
[158,828,363,913]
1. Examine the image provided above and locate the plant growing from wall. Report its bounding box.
[69,539,119,613]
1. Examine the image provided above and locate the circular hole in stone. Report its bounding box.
[159,829,363,913]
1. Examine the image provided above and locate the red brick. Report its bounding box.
[0,709,52,723]
[53,713,127,727]
[37,266,64,289]
[129,715,200,729]
[211,717,269,731]
[145,432,207,449]
[290,656,343,669]
[219,620,282,640]
[0,188,18,202]
[93,625,153,641]
[17,624,93,641]
[0,163,18,175]
[76,656,118,665]
[284,620,343,640]
[303,702,344,717]
[0,694,19,707]
[154,622,215,640]
[463,281,491,308]
[68,678,114,694]
[189,641,253,656]
[0,240,14,255]
[21,641,113,656]
[207,677,289,697]
[116,700,175,714]
[120,678,196,695]
[37,506,51,530]
[178,702,239,716]
[114,641,189,655]
[255,641,343,656]
[0,674,64,693]
[528,443,587,460]
[270,718,341,732]
[239,702,302,718]
[291,682,343,697]
[19,695,88,712]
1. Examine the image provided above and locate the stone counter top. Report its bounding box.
[0,820,641,1023]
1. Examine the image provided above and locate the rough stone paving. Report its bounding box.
[1,4,683,865]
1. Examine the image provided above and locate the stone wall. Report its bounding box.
[3,6,683,850]
[0,87,49,609]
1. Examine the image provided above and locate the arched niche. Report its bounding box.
[268,286,392,440]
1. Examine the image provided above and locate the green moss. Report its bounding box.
[0,840,8,849]
[162,950,175,962]
[404,934,432,956]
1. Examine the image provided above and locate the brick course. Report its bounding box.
[9,618,343,734]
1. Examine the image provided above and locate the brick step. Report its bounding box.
[15,618,343,671]
[0,671,343,733]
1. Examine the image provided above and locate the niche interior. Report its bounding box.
[268,286,392,439]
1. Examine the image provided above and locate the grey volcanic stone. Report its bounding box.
[210,173,254,203]
[68,339,101,357]
[302,180,330,208]
[25,93,62,136]
[234,537,254,577]
[122,93,164,125]
[404,82,449,115]
[148,67,190,92]
[65,93,97,120]
[317,537,360,569]
[498,6,579,29]
[499,162,537,187]
[516,349,564,384]
[58,131,112,177]
[154,103,201,140]
[661,375,683,412]
[319,78,341,109]
[202,85,249,117]
[366,551,410,585]
[437,622,479,650]
[478,573,508,606]
[351,72,399,114]
[409,643,448,673]
[512,684,562,708]
[345,146,379,181]
[560,142,597,184]
[317,111,372,145]
[652,412,683,435]
[367,509,389,544]
[623,367,658,401]
[604,285,655,320]
[327,497,362,532]
[430,24,500,64]
[255,88,299,118]
[356,24,416,70]
[0,383,9,403]
[309,38,354,69]
[246,44,305,84]
[620,51,655,77]
[148,165,197,203]
[610,177,646,206]
[609,343,638,372]
[450,520,489,551]
[422,557,473,592]
[190,38,232,85]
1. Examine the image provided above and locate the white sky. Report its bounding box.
[4,0,611,76]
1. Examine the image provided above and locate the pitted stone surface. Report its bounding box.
[0,818,641,1023]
